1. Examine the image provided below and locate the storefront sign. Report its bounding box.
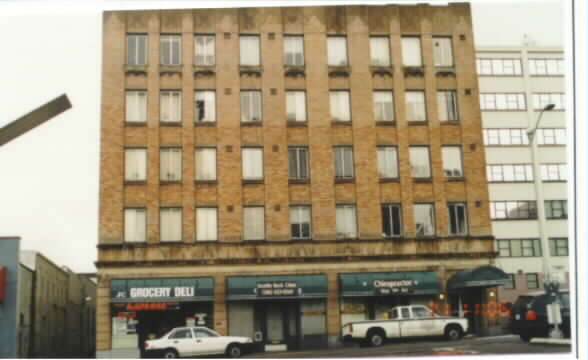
[227,274,327,300]
[256,281,301,296]
[373,279,416,295]
[110,277,213,302]
[340,272,440,297]
[112,302,180,312]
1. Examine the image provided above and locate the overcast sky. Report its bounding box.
[0,0,567,273]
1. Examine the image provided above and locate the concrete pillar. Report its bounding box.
[326,272,341,348]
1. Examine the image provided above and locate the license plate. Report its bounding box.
[515,314,520,320]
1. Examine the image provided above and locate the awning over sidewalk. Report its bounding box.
[447,265,510,291]
[339,271,441,297]
[226,274,328,300]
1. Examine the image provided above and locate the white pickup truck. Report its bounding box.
[342,305,468,347]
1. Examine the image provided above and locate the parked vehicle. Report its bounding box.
[342,305,469,347]
[510,290,570,342]
[144,326,253,358]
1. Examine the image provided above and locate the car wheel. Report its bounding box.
[226,344,242,358]
[445,325,463,341]
[163,349,179,359]
[366,329,385,347]
[520,334,532,342]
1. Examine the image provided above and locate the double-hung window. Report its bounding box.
[290,206,311,240]
[442,146,463,178]
[545,200,567,219]
[401,37,422,67]
[336,205,357,239]
[127,34,147,65]
[243,206,265,240]
[124,208,146,242]
[286,91,307,122]
[196,207,217,241]
[195,148,217,181]
[160,35,181,65]
[240,35,260,66]
[382,204,402,238]
[370,37,391,66]
[377,146,399,179]
[487,164,534,182]
[533,93,565,110]
[334,146,354,179]
[160,91,182,124]
[194,90,216,123]
[541,164,567,181]
[126,90,147,124]
[483,129,529,146]
[288,147,309,180]
[529,59,565,76]
[526,274,539,289]
[240,91,262,122]
[479,93,526,110]
[160,148,182,182]
[373,91,394,122]
[433,37,453,67]
[409,146,431,178]
[327,37,348,66]
[537,128,566,145]
[490,201,537,220]
[330,91,351,122]
[242,148,263,180]
[160,208,182,242]
[448,203,468,235]
[549,238,568,256]
[125,148,147,181]
[476,58,522,76]
[405,91,427,122]
[284,35,304,66]
[414,203,435,237]
[437,90,458,121]
[194,35,215,66]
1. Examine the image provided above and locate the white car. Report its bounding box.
[145,327,252,358]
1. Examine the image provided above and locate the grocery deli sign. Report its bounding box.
[110,277,213,303]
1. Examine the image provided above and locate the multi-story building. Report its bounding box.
[477,45,569,304]
[97,4,508,357]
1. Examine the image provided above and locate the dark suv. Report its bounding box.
[510,290,570,341]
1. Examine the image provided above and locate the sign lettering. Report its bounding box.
[256,281,300,297]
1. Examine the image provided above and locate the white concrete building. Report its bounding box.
[477,45,569,304]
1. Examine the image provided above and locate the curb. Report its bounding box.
[530,338,571,346]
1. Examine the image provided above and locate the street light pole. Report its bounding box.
[526,103,563,339]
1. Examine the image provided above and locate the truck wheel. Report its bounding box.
[366,329,386,347]
[445,325,463,341]
[226,344,242,358]
[163,349,179,359]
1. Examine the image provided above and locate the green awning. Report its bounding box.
[339,272,441,297]
[447,266,510,291]
[111,277,214,303]
[226,274,327,300]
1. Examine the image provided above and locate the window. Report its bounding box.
[409,147,431,178]
[370,37,390,66]
[377,146,399,179]
[194,91,216,123]
[382,204,402,238]
[160,35,181,65]
[537,128,566,145]
[125,148,147,181]
[479,93,526,110]
[194,35,215,66]
[327,37,348,66]
[487,164,534,182]
[160,208,182,242]
[526,273,539,289]
[528,58,565,76]
[414,204,435,237]
[433,37,453,67]
[490,201,537,220]
[336,205,357,239]
[286,91,307,122]
[504,274,516,289]
[545,200,567,219]
[288,147,309,180]
[437,90,458,121]
[284,35,304,66]
[242,148,263,180]
[448,203,467,235]
[195,148,217,181]
[334,146,354,179]
[497,239,542,257]
[442,146,463,178]
[160,148,182,182]
[476,58,522,76]
[290,206,311,240]
[401,37,422,66]
[243,207,265,240]
[373,91,394,122]
[196,208,217,241]
[412,306,429,318]
[483,129,529,146]
[330,91,351,122]
[124,208,146,242]
[240,91,262,122]
[541,164,567,181]
[127,34,147,65]
[240,35,260,66]
[405,91,427,122]
[170,329,193,339]
[160,91,182,124]
[126,90,147,124]
[550,238,568,256]
[532,93,565,110]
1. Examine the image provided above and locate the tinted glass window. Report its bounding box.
[170,329,193,339]
[412,307,428,318]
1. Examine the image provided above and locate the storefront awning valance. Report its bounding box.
[447,266,510,291]
[339,272,440,297]
[110,277,214,303]
[226,274,327,300]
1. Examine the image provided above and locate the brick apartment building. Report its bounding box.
[97,4,508,357]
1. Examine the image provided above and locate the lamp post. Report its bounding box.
[526,103,563,339]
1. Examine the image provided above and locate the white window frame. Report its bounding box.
[160,147,182,182]
[479,93,526,110]
[124,148,147,181]
[124,208,147,242]
[401,37,422,67]
[126,90,147,124]
[487,164,534,182]
[373,91,395,122]
[160,90,182,124]
[405,90,427,122]
[334,146,354,179]
[377,146,399,179]
[330,91,351,122]
[532,93,565,110]
[336,204,357,239]
[537,128,566,145]
[442,146,463,178]
[240,35,261,66]
[195,147,217,181]
[127,34,148,66]
[437,90,458,121]
[476,58,522,76]
[327,36,348,66]
[541,163,567,181]
[243,206,265,241]
[194,90,216,123]
[240,90,262,122]
[288,147,309,180]
[433,37,453,67]
[284,35,304,66]
[528,58,565,76]
[483,129,529,146]
[290,206,311,240]
[242,148,264,180]
[194,34,215,66]
[160,34,181,65]
[196,207,218,241]
[369,36,391,66]
[286,91,307,122]
[160,207,182,242]
[409,146,431,178]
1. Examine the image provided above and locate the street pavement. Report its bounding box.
[244,335,572,358]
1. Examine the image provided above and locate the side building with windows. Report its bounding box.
[98,5,504,357]
[476,45,569,304]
